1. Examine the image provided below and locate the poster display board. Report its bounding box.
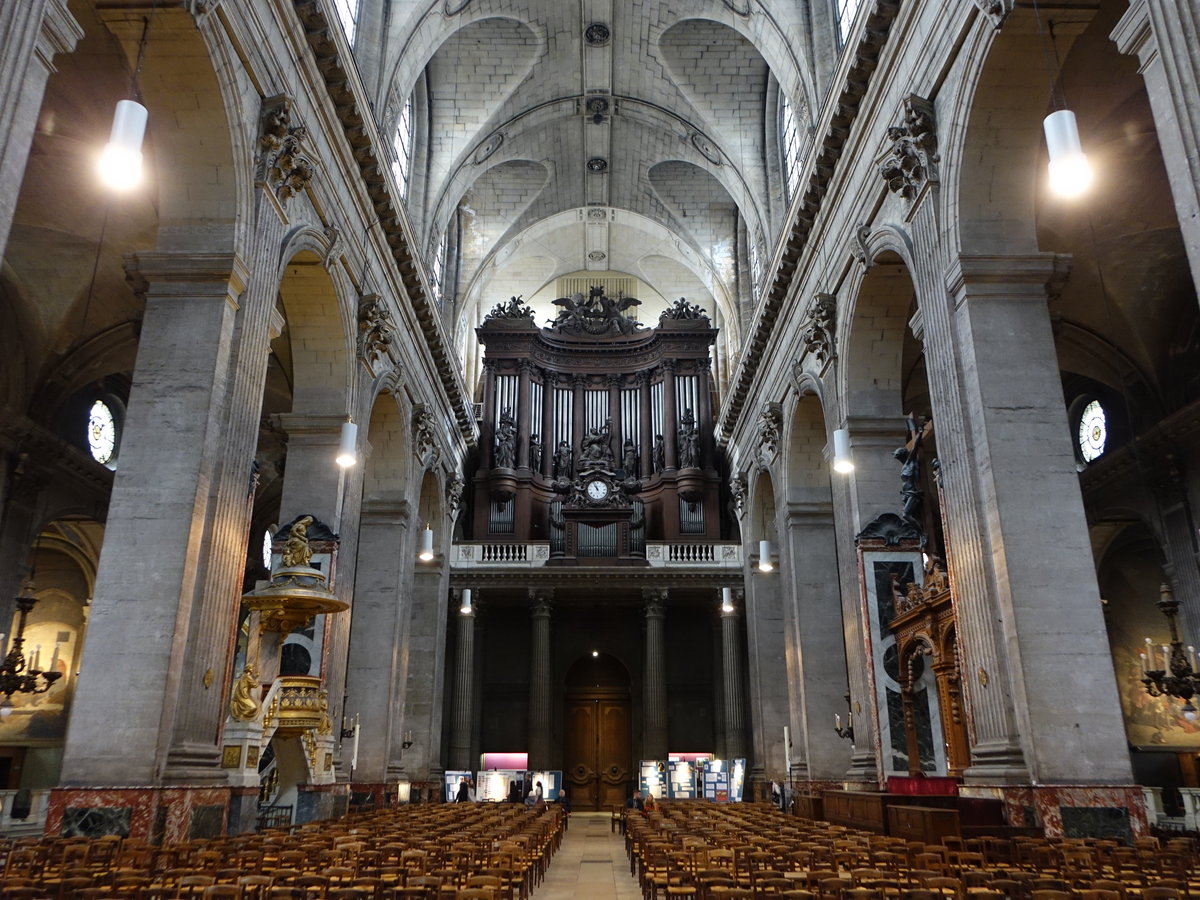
[475,769,522,802]
[701,759,729,802]
[729,758,746,802]
[639,759,668,801]
[444,770,473,802]
[530,770,562,801]
[667,759,698,799]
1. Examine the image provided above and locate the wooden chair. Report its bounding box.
[202,887,243,900]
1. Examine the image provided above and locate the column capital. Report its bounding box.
[38,0,84,66]
[273,413,348,442]
[1111,0,1151,59]
[946,253,1070,301]
[784,500,834,526]
[124,251,250,301]
[642,588,667,617]
[529,588,553,616]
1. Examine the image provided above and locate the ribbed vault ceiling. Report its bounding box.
[380,0,814,336]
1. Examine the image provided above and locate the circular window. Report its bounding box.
[262,529,274,570]
[87,400,117,464]
[1077,399,1107,462]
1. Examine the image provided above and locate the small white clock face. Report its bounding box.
[587,480,609,500]
[1078,399,1107,463]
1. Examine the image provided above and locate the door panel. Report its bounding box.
[563,695,631,811]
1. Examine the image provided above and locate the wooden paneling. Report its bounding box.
[888,804,961,843]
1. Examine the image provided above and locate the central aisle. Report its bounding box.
[536,811,642,900]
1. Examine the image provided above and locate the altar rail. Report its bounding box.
[450,542,742,569]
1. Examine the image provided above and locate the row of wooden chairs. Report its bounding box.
[622,801,1198,900]
[1,802,567,900]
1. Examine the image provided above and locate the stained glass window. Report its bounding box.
[87,400,116,464]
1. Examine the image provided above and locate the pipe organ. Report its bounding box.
[470,292,722,562]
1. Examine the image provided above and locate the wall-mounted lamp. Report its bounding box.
[832,428,854,474]
[1044,109,1093,198]
[720,587,734,613]
[418,526,435,561]
[335,421,358,468]
[459,588,473,615]
[834,693,855,742]
[98,100,148,191]
[401,730,414,750]
[757,540,774,573]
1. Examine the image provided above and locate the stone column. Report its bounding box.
[722,594,747,760]
[783,500,850,780]
[0,0,82,260]
[1113,0,1200,300]
[344,501,411,782]
[661,362,678,470]
[832,417,899,781]
[481,361,497,470]
[540,369,554,478]
[711,613,727,759]
[400,563,450,783]
[528,589,554,768]
[638,371,653,476]
[448,588,476,772]
[939,254,1131,784]
[642,589,669,759]
[516,360,532,470]
[745,552,789,782]
[572,374,586,459]
[60,252,249,785]
[275,415,357,532]
[607,374,622,461]
[695,359,714,470]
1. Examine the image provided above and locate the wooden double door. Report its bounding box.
[563,690,631,811]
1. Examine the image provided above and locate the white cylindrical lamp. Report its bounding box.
[98,100,148,191]
[832,428,854,474]
[721,587,734,613]
[758,540,773,572]
[418,525,435,561]
[1044,109,1093,198]
[460,588,473,615]
[336,421,358,468]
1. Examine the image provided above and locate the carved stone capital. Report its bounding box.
[446,475,465,519]
[729,473,748,518]
[642,588,668,617]
[412,404,440,469]
[879,94,938,201]
[529,589,554,617]
[794,293,837,376]
[257,95,315,201]
[972,0,1014,28]
[357,294,395,365]
[758,404,782,459]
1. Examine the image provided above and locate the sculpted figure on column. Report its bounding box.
[494,409,516,469]
[678,409,700,469]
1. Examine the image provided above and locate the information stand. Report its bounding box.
[444,770,473,802]
[668,759,698,799]
[639,760,668,801]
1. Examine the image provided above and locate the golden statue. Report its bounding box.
[317,691,333,735]
[229,664,262,721]
[282,515,314,568]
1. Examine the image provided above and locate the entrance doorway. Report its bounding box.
[562,653,631,811]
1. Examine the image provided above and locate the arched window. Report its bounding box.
[392,93,415,197]
[779,92,804,201]
[837,0,862,45]
[333,0,359,43]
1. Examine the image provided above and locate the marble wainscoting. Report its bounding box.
[295,782,350,824]
[959,784,1148,840]
[45,787,232,842]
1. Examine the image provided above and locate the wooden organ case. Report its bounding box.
[470,293,721,563]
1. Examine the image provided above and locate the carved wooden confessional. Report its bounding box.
[469,291,720,563]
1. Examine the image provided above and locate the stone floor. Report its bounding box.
[536,811,641,900]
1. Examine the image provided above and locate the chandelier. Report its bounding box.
[0,582,63,715]
[1140,583,1200,719]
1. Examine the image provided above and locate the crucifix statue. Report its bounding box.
[892,414,932,528]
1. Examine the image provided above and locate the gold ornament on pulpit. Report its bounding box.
[229,664,262,721]
[242,514,348,632]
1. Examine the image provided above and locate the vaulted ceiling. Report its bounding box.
[375,0,817,341]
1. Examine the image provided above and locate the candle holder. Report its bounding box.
[1141,584,1200,719]
[0,583,63,712]
[834,693,855,742]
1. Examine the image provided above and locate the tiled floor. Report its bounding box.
[537,811,642,899]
